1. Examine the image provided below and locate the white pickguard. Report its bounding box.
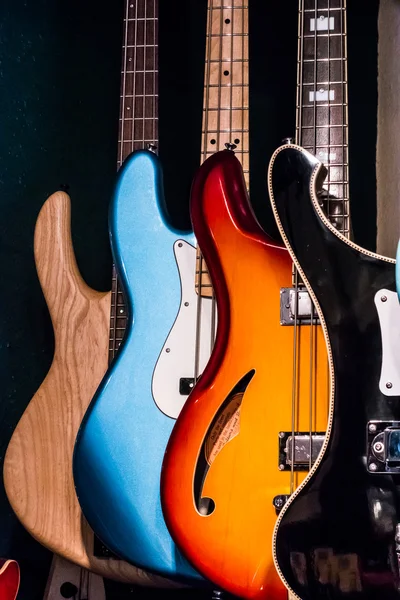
[152,239,216,419]
[375,289,400,396]
[43,555,106,600]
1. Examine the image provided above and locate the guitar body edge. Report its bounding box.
[3,190,172,587]
[161,150,330,599]
[73,151,203,583]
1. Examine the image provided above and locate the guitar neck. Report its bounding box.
[296,0,349,237]
[110,0,159,359]
[197,0,249,298]
[117,0,159,168]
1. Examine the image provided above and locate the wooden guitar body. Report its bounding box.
[161,150,329,599]
[0,560,19,600]
[3,191,171,587]
[269,144,400,599]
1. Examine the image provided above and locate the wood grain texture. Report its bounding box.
[3,191,175,587]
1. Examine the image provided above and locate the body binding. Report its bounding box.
[161,150,329,599]
[73,150,202,582]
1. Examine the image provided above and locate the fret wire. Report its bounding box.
[112,0,160,357]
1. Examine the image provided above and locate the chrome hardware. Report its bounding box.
[367,421,400,473]
[387,382,393,389]
[282,137,294,145]
[279,432,325,471]
[381,295,387,302]
[280,288,320,326]
[147,143,157,153]
[224,142,237,151]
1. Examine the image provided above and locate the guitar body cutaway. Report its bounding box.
[161,150,329,599]
[73,150,204,582]
[3,189,171,587]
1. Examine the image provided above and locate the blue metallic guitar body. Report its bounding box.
[73,150,204,582]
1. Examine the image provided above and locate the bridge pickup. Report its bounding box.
[280,288,320,326]
[179,377,195,395]
[279,432,325,471]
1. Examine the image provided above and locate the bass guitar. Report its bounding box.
[269,142,399,599]
[3,0,172,588]
[0,559,19,600]
[161,0,350,596]
[73,0,249,582]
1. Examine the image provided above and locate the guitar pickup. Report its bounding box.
[279,432,325,471]
[280,288,320,326]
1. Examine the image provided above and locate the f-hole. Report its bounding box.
[193,370,255,516]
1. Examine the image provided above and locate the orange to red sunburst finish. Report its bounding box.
[161,150,329,599]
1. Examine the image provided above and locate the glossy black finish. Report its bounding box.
[270,147,400,599]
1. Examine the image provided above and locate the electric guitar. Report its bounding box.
[161,0,350,597]
[0,559,19,600]
[268,141,400,599]
[72,0,250,583]
[3,0,173,588]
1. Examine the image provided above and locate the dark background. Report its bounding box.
[0,0,378,598]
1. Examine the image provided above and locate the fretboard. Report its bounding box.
[197,0,249,298]
[110,0,159,360]
[297,0,349,237]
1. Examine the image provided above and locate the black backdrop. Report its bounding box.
[0,1,378,598]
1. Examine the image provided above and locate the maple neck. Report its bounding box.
[197,0,249,299]
[297,0,349,237]
[117,0,159,169]
[201,0,249,186]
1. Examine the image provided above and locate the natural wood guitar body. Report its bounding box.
[3,191,173,587]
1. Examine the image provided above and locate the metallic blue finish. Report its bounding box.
[73,150,202,582]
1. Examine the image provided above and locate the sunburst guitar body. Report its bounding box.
[161,149,329,599]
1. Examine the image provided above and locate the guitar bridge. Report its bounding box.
[280,288,320,326]
[279,432,325,471]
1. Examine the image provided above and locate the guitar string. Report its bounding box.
[112,0,131,363]
[290,0,306,495]
[307,0,319,480]
[143,0,147,149]
[194,0,214,383]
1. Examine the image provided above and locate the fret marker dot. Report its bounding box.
[225,18,230,24]
[319,88,324,93]
[127,106,131,110]
[210,139,216,145]
[129,57,132,62]
[234,138,240,144]
[224,70,229,76]
[320,15,325,20]
[119,309,124,314]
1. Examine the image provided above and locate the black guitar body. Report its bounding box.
[269,145,400,600]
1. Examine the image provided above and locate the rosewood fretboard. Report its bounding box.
[297,0,349,236]
[110,0,159,363]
